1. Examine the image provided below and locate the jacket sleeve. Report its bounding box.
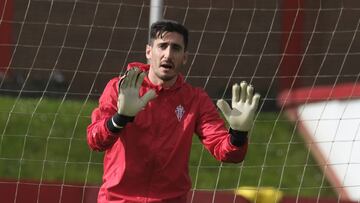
[195,90,248,163]
[87,78,120,151]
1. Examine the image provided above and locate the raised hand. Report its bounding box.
[117,68,156,117]
[216,81,260,131]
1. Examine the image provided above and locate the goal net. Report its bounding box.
[0,0,359,202]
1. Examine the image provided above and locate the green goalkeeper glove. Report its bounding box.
[117,68,156,117]
[216,81,260,131]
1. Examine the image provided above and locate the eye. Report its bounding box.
[158,43,168,50]
[172,44,183,52]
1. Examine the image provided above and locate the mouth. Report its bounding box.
[160,62,174,69]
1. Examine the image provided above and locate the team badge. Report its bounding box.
[175,105,185,121]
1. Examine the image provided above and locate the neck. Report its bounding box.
[148,69,178,88]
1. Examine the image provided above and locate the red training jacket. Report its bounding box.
[87,62,248,203]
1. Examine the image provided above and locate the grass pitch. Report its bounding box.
[0,96,335,198]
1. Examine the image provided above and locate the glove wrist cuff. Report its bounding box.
[229,128,248,147]
[107,113,135,133]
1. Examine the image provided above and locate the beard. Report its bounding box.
[155,63,183,82]
[155,70,178,82]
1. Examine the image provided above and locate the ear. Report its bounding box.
[183,50,188,65]
[146,44,152,61]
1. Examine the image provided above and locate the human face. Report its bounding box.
[146,31,188,87]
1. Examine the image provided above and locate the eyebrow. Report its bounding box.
[158,41,184,50]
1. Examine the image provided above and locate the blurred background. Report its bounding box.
[1,0,359,202]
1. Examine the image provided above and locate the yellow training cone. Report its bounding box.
[235,186,283,203]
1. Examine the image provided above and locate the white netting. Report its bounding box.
[1,0,360,202]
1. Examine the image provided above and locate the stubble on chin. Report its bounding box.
[157,72,177,82]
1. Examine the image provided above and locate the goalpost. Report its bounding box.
[0,0,360,203]
[149,0,163,38]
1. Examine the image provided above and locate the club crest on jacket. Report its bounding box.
[175,105,185,121]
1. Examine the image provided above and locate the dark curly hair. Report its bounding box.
[149,19,189,50]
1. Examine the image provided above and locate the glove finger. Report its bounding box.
[129,68,139,88]
[119,70,129,89]
[232,83,240,106]
[140,89,157,107]
[240,81,247,103]
[125,69,136,88]
[251,93,261,110]
[246,84,254,104]
[136,71,146,89]
[216,99,231,121]
[120,71,130,89]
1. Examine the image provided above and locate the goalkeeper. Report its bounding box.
[87,20,260,203]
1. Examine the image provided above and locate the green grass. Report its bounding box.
[0,96,335,198]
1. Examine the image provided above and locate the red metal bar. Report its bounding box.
[280,0,304,91]
[0,0,13,76]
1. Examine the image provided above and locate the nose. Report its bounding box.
[164,46,173,59]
